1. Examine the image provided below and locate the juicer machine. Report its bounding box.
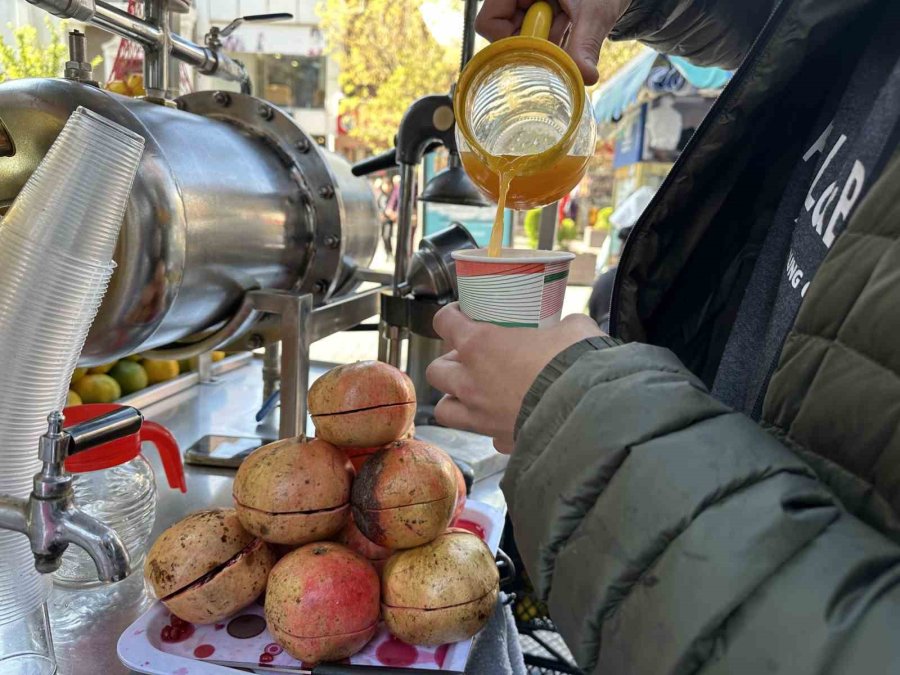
[0,0,509,584]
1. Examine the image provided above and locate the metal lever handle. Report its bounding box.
[220,12,293,38]
[351,141,444,177]
[67,407,143,456]
[351,148,397,177]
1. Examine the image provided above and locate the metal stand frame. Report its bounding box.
[248,286,383,439]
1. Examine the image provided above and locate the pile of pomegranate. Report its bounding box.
[144,361,498,664]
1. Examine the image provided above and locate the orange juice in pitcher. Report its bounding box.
[454,1,596,255]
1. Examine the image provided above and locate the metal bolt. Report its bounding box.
[313,280,328,294]
[213,91,230,106]
[295,137,311,153]
[257,103,274,120]
[324,235,340,249]
[247,334,264,350]
[318,185,335,199]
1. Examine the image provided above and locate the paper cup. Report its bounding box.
[452,248,575,328]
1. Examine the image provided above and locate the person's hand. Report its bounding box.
[427,304,603,453]
[474,0,632,85]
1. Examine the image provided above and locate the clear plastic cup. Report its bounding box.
[0,106,144,627]
[1,107,143,263]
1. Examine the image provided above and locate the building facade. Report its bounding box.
[193,0,339,150]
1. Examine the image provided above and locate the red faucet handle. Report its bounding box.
[140,421,186,493]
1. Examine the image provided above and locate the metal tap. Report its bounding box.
[0,407,143,582]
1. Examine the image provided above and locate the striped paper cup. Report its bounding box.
[451,249,576,328]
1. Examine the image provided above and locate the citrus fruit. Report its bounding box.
[88,361,117,375]
[106,80,129,96]
[66,390,82,407]
[109,360,149,395]
[124,354,143,362]
[211,351,226,362]
[71,367,88,383]
[144,359,180,384]
[73,374,121,403]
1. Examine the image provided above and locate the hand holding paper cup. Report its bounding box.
[451,249,575,328]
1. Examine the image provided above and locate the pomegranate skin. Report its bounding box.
[265,542,381,663]
[309,361,416,448]
[233,437,352,545]
[351,440,457,549]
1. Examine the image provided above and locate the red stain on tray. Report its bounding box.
[193,644,215,659]
[455,518,485,540]
[264,643,283,655]
[160,615,195,643]
[376,636,419,666]
[260,652,275,664]
[435,643,450,667]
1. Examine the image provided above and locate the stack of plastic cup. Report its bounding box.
[0,106,144,628]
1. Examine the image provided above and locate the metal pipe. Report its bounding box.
[92,1,160,46]
[70,0,244,84]
[460,0,478,71]
[262,342,281,403]
[67,30,87,63]
[143,0,172,99]
[393,162,418,294]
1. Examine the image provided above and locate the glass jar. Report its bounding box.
[53,456,157,587]
[454,1,596,210]
[53,403,184,588]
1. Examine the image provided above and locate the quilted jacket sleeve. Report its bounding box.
[610,0,778,69]
[504,340,900,674]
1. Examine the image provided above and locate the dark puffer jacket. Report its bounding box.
[504,0,900,672]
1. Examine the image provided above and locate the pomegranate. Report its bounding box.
[382,530,499,646]
[352,440,457,549]
[336,517,393,573]
[233,437,352,546]
[144,509,275,624]
[308,361,416,448]
[451,461,467,524]
[265,542,380,663]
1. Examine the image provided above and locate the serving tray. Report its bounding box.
[118,499,505,674]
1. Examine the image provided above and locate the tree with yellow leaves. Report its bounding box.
[318,0,459,152]
[0,19,69,82]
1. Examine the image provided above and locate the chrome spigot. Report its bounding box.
[0,407,143,582]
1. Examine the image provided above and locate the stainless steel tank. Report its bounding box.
[0,78,378,364]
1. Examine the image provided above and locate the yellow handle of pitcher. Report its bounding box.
[521,1,553,40]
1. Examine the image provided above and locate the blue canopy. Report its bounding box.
[592,48,732,124]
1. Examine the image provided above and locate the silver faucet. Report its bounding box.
[0,407,143,582]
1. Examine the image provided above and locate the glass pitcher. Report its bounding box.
[454,1,597,210]
[53,404,185,588]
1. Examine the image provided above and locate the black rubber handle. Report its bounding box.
[351,149,397,176]
[351,141,444,176]
[66,407,143,455]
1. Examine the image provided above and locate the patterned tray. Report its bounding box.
[118,499,505,674]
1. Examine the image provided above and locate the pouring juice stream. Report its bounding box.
[453,1,595,258]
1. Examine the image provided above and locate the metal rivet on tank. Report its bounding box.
[257,103,274,120]
[213,91,230,106]
[324,235,340,249]
[318,185,335,199]
[313,280,328,294]
[295,137,311,153]
[247,334,264,350]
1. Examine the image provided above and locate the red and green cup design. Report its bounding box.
[451,249,575,328]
